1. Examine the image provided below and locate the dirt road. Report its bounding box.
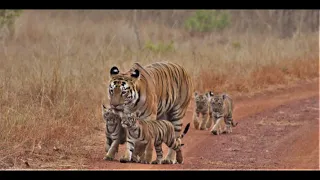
[10,80,320,170]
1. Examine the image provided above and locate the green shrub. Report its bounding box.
[232,41,241,50]
[184,10,230,33]
[0,10,23,38]
[144,40,175,53]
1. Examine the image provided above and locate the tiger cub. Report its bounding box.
[102,105,127,161]
[193,91,213,130]
[208,93,238,135]
[119,111,191,164]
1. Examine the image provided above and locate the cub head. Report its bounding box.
[108,66,141,111]
[119,110,138,128]
[209,94,227,112]
[194,91,212,110]
[102,104,121,126]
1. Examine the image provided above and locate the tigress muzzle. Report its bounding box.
[111,104,124,111]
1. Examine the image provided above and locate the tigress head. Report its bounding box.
[209,94,227,112]
[108,66,141,112]
[102,104,121,126]
[194,91,212,111]
[119,111,138,128]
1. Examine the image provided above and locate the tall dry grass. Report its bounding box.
[0,10,318,168]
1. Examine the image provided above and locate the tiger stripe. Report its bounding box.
[102,105,127,161]
[108,61,193,164]
[119,112,191,164]
[208,93,238,135]
[193,92,213,130]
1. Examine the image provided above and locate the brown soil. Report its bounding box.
[5,79,319,170]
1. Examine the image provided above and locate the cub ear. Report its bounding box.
[110,66,120,76]
[222,94,227,100]
[131,69,140,79]
[181,144,185,147]
[194,91,198,97]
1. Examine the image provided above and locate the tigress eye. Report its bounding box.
[121,91,127,95]
[109,89,114,94]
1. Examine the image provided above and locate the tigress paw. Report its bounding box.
[162,159,174,164]
[119,157,131,163]
[176,151,183,164]
[176,158,183,164]
[140,160,151,164]
[211,130,219,135]
[176,160,183,164]
[200,127,208,130]
[103,155,114,161]
[131,159,140,163]
[151,160,162,164]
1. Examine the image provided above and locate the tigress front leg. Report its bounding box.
[200,112,209,130]
[132,143,147,163]
[104,138,119,161]
[139,151,146,163]
[193,112,200,130]
[163,110,186,164]
[140,140,154,164]
[131,143,142,163]
[119,141,134,163]
[176,149,184,164]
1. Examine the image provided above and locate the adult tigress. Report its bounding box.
[107,61,193,164]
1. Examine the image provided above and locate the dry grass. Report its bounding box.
[0,10,318,168]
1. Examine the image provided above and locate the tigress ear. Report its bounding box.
[110,66,120,76]
[131,69,140,79]
[206,91,213,98]
[209,91,214,97]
